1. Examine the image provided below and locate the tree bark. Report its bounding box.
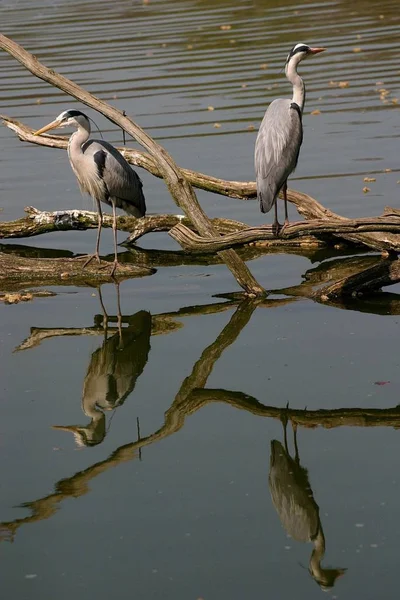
[0,251,154,289]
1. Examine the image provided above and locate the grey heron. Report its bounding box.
[269,419,346,590]
[255,43,325,234]
[53,309,151,447]
[34,109,146,276]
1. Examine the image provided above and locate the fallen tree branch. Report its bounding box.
[170,214,400,253]
[0,252,154,288]
[0,35,264,296]
[3,115,400,254]
[0,206,247,242]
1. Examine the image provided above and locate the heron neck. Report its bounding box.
[286,61,305,112]
[68,125,90,158]
[309,527,325,579]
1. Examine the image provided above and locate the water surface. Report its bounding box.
[1,0,400,598]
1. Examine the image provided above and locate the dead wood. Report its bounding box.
[0,206,246,242]
[0,251,154,289]
[0,35,264,296]
[169,215,400,253]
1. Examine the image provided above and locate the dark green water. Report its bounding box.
[1,0,400,598]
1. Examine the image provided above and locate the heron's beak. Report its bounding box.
[309,47,326,55]
[52,424,84,436]
[33,119,62,136]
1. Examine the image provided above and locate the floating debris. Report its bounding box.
[213,123,221,128]
[247,124,255,131]
[364,177,376,182]
[362,187,370,193]
[260,63,268,70]
[374,381,390,386]
[384,168,392,172]
[310,109,321,115]
[207,106,214,111]
[353,47,362,53]
[329,81,349,88]
[220,24,232,30]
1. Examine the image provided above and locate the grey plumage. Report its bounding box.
[255,100,302,214]
[35,109,146,274]
[255,43,326,230]
[84,140,146,217]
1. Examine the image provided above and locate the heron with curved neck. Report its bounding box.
[255,43,326,234]
[34,110,146,276]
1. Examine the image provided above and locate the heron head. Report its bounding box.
[285,43,326,69]
[34,109,89,136]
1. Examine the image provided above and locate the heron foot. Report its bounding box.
[272,221,282,237]
[82,253,102,268]
[110,260,121,279]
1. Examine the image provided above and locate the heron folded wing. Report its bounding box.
[255,98,303,213]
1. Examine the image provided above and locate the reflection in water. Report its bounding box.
[54,309,151,447]
[3,295,400,551]
[269,421,346,590]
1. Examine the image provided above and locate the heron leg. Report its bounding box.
[283,181,289,227]
[281,403,289,453]
[98,285,109,334]
[292,421,300,464]
[272,199,281,237]
[82,199,103,268]
[110,199,120,278]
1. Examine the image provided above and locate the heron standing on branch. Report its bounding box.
[34,110,146,276]
[255,44,325,234]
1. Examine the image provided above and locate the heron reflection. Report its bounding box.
[269,420,346,590]
[54,309,151,447]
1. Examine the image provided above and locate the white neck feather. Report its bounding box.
[285,57,305,113]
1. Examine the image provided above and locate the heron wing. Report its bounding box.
[255,99,303,213]
[83,140,146,217]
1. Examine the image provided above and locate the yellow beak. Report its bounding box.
[309,47,326,55]
[33,119,62,136]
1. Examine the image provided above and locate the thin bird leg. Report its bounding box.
[283,181,289,227]
[110,199,120,278]
[292,421,300,465]
[272,199,281,237]
[97,285,109,334]
[83,198,103,267]
[280,404,289,453]
[115,281,123,347]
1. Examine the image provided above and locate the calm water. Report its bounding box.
[1,0,400,598]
